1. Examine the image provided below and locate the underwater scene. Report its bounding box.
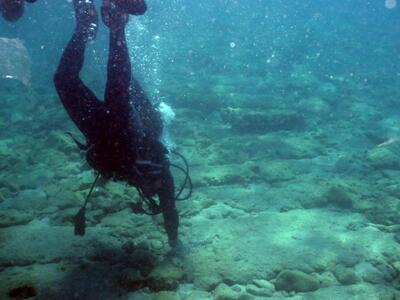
[1,0,400,299]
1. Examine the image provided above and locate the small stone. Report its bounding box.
[213,283,250,300]
[332,265,360,285]
[274,270,320,293]
[314,271,339,288]
[252,279,275,291]
[150,240,164,251]
[246,284,274,297]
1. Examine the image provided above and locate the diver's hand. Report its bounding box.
[168,239,185,259]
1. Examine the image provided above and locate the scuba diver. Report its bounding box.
[0,0,37,22]
[54,0,189,250]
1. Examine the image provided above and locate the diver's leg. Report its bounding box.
[54,0,102,139]
[158,169,179,247]
[102,3,159,131]
[102,4,131,113]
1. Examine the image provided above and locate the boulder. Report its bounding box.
[325,186,353,209]
[274,270,319,293]
[332,265,360,285]
[147,260,184,291]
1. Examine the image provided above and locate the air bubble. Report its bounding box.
[385,0,397,9]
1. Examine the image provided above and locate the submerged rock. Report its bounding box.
[220,108,305,133]
[325,186,353,209]
[367,146,400,170]
[332,265,360,285]
[252,279,275,292]
[213,283,250,300]
[147,260,184,291]
[153,291,181,300]
[8,285,37,300]
[0,209,34,227]
[355,262,387,284]
[274,270,320,293]
[245,283,274,297]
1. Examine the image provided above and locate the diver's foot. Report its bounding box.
[108,0,147,15]
[73,0,98,41]
[116,0,147,15]
[101,4,128,31]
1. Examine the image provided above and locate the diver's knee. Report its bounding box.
[53,71,63,88]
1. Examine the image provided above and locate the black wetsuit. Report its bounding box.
[53,4,179,244]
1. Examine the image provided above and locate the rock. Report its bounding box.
[326,186,353,209]
[298,97,331,116]
[11,188,48,211]
[274,270,320,293]
[147,260,184,291]
[394,232,400,244]
[184,290,213,300]
[45,130,76,153]
[332,265,360,285]
[150,240,165,251]
[153,291,181,300]
[393,261,400,273]
[220,108,305,134]
[0,175,20,193]
[246,283,274,297]
[252,279,275,291]
[367,146,400,170]
[8,285,37,299]
[316,82,337,100]
[213,283,250,300]
[314,271,339,288]
[192,273,222,291]
[119,268,145,291]
[253,161,295,183]
[355,262,385,284]
[0,209,34,227]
